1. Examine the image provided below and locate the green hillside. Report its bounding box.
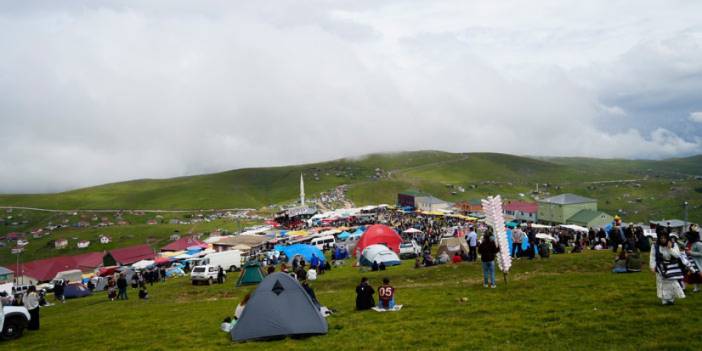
[1,151,700,223]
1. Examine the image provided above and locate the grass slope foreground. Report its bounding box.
[4,251,702,351]
[0,151,701,222]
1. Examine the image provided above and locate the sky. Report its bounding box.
[1,0,702,193]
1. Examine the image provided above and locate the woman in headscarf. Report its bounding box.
[684,225,702,293]
[649,230,685,305]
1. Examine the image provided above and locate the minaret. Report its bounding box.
[300,173,305,206]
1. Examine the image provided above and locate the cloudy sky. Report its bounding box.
[1,1,702,193]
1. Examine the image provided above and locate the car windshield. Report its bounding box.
[193,267,206,273]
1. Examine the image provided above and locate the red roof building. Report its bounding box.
[161,236,205,252]
[503,201,539,222]
[103,244,155,266]
[14,251,106,283]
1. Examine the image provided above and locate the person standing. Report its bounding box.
[467,227,478,262]
[117,273,128,300]
[511,228,522,258]
[23,286,40,331]
[479,232,500,288]
[685,226,702,293]
[217,266,225,284]
[355,277,375,310]
[650,231,685,305]
[54,280,65,304]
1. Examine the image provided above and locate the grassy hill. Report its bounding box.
[4,251,702,350]
[1,151,700,221]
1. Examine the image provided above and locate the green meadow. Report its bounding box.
[5,250,702,351]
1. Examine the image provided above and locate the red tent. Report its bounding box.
[354,225,403,257]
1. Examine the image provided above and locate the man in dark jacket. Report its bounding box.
[116,274,128,300]
[355,277,375,310]
[478,233,500,288]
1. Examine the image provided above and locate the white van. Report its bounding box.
[201,250,242,272]
[311,235,335,250]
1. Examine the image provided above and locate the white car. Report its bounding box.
[190,265,219,285]
[399,240,421,259]
[1,305,31,340]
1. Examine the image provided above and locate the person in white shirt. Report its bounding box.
[23,286,40,330]
[467,227,478,262]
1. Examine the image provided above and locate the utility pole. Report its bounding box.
[684,201,689,232]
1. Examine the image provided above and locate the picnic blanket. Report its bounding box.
[372,305,403,312]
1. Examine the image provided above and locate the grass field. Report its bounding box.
[5,250,702,351]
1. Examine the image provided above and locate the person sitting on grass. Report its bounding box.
[379,262,386,271]
[538,240,550,258]
[626,249,642,272]
[452,252,462,264]
[355,277,375,311]
[377,277,396,310]
[612,250,628,273]
[371,261,379,271]
[437,251,450,264]
[138,286,149,299]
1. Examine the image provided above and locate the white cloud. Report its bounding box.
[0,1,701,193]
[691,112,702,123]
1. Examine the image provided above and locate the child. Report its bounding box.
[138,286,149,299]
[377,277,395,309]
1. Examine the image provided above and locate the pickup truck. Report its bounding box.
[1,305,31,340]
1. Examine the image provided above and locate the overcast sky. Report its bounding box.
[1,1,702,193]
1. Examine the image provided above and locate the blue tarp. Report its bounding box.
[274,244,326,264]
[338,231,351,240]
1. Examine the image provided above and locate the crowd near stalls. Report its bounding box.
[3,194,700,341]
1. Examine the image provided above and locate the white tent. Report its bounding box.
[132,260,156,270]
[403,228,423,234]
[359,244,401,267]
[559,224,589,233]
[530,224,552,229]
[535,233,556,241]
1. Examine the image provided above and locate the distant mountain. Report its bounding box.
[0,151,700,223]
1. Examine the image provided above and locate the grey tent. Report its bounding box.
[230,272,327,342]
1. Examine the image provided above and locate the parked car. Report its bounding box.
[1,305,30,341]
[399,240,421,259]
[190,265,218,285]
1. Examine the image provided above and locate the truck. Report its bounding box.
[199,250,242,272]
[1,305,31,341]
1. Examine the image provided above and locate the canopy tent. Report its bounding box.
[359,245,401,267]
[403,228,423,234]
[559,224,589,233]
[529,224,552,229]
[230,272,327,342]
[505,221,520,229]
[275,244,326,264]
[436,237,470,257]
[154,257,172,265]
[236,261,265,287]
[132,260,155,270]
[355,225,403,257]
[337,231,352,240]
[535,233,556,241]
